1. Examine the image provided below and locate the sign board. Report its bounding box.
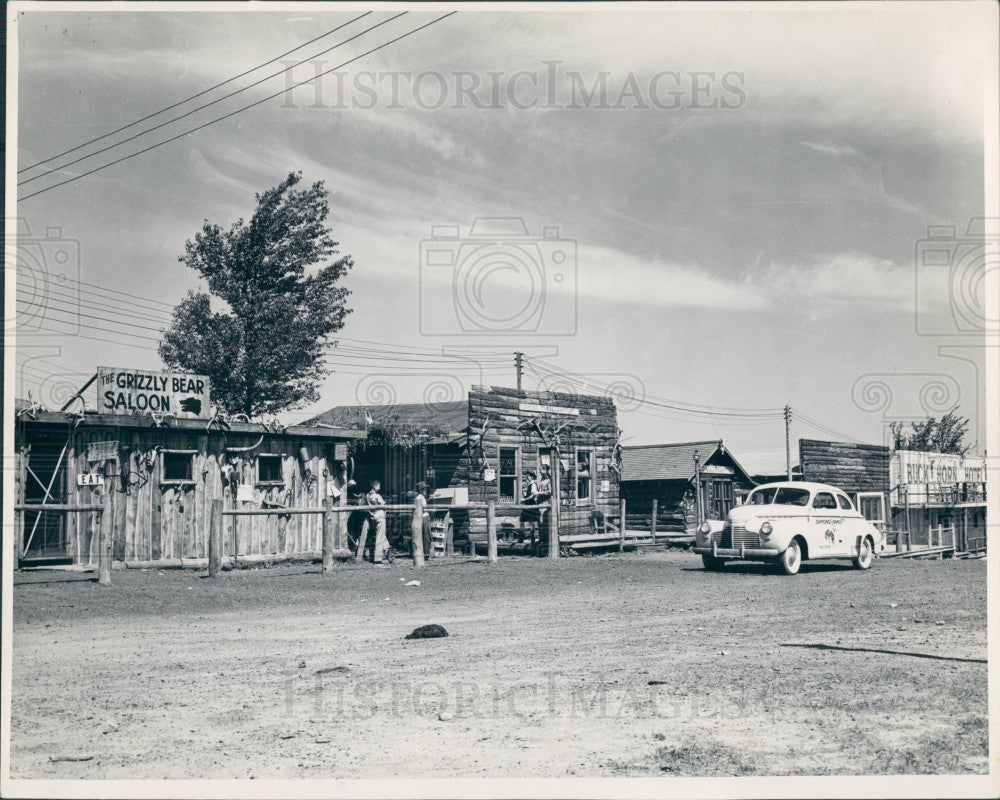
[97,367,211,419]
[600,479,610,492]
[482,467,496,482]
[891,450,987,504]
[86,440,119,463]
[77,473,105,487]
[518,402,580,416]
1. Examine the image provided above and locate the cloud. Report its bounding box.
[756,252,913,308]
[801,141,863,159]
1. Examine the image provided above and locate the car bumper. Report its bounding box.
[694,543,782,559]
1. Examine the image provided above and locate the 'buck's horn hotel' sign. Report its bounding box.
[96,366,211,419]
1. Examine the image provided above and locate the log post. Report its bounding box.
[411,501,425,568]
[322,498,335,574]
[650,499,658,545]
[445,513,454,556]
[208,498,223,577]
[486,500,498,564]
[98,460,113,586]
[97,508,112,586]
[619,498,627,552]
[547,473,560,559]
[355,518,369,563]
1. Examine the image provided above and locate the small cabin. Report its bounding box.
[620,440,756,535]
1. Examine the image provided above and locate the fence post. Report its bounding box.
[208,499,223,577]
[322,498,335,574]
[650,499,658,546]
[355,518,369,563]
[619,498,626,552]
[486,500,498,564]
[98,507,112,586]
[548,465,560,559]
[411,502,425,568]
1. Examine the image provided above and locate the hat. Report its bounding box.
[415,481,428,491]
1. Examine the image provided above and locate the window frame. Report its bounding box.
[574,447,595,506]
[836,493,854,511]
[497,446,520,503]
[812,491,837,510]
[160,449,196,486]
[255,453,285,486]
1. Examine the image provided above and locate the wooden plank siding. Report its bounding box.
[798,439,890,496]
[14,417,360,566]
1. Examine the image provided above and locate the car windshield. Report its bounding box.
[748,487,811,506]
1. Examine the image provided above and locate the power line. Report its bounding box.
[19,12,404,187]
[17,12,374,175]
[20,12,458,201]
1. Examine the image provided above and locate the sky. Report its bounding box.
[10,2,997,470]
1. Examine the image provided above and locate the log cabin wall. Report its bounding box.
[620,480,697,534]
[14,415,361,565]
[798,439,890,496]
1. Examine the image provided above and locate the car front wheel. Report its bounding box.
[779,539,802,575]
[854,537,874,570]
[701,554,724,571]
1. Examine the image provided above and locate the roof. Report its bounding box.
[754,481,850,493]
[303,400,469,437]
[15,410,365,440]
[622,440,750,482]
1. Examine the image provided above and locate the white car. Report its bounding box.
[693,481,885,575]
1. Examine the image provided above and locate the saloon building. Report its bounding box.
[14,368,364,567]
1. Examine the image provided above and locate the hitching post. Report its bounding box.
[98,460,113,586]
[650,498,658,545]
[208,498,223,577]
[411,500,425,568]
[486,500,498,564]
[322,494,335,574]
[619,498,626,552]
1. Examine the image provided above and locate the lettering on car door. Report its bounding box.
[811,491,846,553]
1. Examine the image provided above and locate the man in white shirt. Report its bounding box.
[365,480,389,563]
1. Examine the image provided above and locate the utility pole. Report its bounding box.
[784,405,792,480]
[514,351,523,392]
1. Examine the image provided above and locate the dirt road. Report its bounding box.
[10,551,988,777]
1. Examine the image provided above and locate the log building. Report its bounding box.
[14,408,363,567]
[306,385,621,550]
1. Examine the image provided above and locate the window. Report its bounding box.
[161,450,195,484]
[836,494,854,511]
[812,492,837,510]
[257,454,283,485]
[498,448,519,503]
[575,448,594,505]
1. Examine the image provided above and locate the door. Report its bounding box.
[21,441,70,562]
[810,489,847,555]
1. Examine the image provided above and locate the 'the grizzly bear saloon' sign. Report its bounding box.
[96,367,211,419]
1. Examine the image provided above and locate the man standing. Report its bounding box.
[366,480,389,563]
[414,481,432,558]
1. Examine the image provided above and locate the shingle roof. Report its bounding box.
[304,400,469,436]
[621,440,724,482]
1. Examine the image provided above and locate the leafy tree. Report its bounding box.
[159,172,352,417]
[890,410,971,456]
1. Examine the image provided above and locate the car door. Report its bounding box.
[811,490,847,555]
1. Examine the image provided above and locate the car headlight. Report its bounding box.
[759,521,773,538]
[698,521,712,536]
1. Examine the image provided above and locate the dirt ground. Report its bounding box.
[9,550,990,778]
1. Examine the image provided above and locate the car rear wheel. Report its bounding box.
[701,554,724,571]
[779,539,802,575]
[854,536,874,570]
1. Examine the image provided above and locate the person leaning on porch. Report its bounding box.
[366,480,389,563]
[520,469,540,543]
